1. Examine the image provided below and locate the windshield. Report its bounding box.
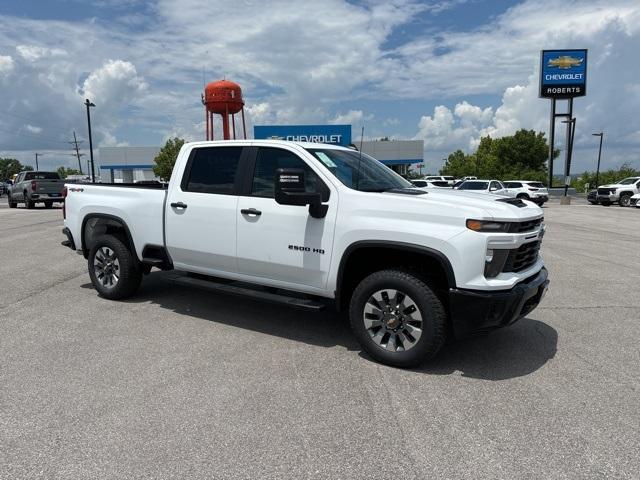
[307,148,412,192]
[617,177,640,185]
[458,181,488,190]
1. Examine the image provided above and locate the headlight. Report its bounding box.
[466,219,510,232]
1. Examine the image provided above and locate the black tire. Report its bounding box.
[8,194,17,208]
[601,201,611,206]
[88,234,142,300]
[516,193,529,200]
[619,194,631,207]
[25,193,35,209]
[349,269,446,368]
[44,201,53,208]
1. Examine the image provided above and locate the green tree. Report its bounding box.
[440,129,557,181]
[56,166,82,179]
[0,158,32,180]
[153,137,185,181]
[571,163,640,192]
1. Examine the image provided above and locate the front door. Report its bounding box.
[165,145,244,274]
[236,146,337,290]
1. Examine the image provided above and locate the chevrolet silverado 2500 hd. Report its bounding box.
[61,140,549,367]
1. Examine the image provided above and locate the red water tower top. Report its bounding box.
[203,80,244,114]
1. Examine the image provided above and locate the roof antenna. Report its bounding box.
[356,125,364,190]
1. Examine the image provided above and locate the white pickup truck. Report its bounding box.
[61,140,549,367]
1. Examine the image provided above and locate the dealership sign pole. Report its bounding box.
[540,49,587,191]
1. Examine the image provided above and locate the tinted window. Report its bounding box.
[490,181,502,190]
[25,172,60,180]
[184,147,242,194]
[412,180,428,187]
[459,181,488,190]
[307,148,411,192]
[526,182,545,188]
[504,182,521,188]
[252,147,319,198]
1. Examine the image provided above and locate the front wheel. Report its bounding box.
[349,269,446,368]
[88,235,142,300]
[619,194,631,207]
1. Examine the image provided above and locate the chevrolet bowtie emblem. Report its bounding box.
[548,56,583,69]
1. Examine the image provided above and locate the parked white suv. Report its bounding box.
[62,140,548,368]
[503,181,549,205]
[596,177,640,207]
[424,175,456,186]
[410,179,450,189]
[455,179,510,196]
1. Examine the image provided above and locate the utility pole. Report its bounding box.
[68,131,84,174]
[35,152,43,170]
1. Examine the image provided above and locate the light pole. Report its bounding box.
[35,152,43,170]
[592,132,604,188]
[85,99,96,183]
[561,118,576,197]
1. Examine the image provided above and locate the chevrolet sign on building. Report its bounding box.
[254,125,351,146]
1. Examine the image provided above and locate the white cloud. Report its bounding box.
[25,124,42,134]
[81,59,146,109]
[329,110,373,125]
[0,55,14,75]
[16,45,67,62]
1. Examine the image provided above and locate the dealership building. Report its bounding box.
[98,124,424,181]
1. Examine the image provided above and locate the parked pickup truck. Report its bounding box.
[8,171,65,208]
[61,140,549,367]
[596,177,640,207]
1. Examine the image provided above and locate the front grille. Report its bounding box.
[508,217,543,233]
[597,188,613,195]
[503,241,541,273]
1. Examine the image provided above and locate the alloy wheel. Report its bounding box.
[363,289,423,352]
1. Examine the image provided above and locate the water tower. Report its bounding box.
[202,79,246,140]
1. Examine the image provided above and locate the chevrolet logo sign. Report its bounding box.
[548,56,583,69]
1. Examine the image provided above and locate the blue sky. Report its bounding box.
[0,0,639,174]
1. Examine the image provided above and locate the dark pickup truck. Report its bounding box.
[8,171,65,209]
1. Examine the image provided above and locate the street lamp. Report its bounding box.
[592,132,604,189]
[84,99,96,183]
[561,118,576,197]
[35,152,44,170]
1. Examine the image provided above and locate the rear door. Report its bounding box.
[165,145,246,274]
[236,146,337,289]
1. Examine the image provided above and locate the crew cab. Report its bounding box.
[8,171,65,209]
[596,177,640,207]
[61,140,549,367]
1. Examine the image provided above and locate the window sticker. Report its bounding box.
[316,152,337,168]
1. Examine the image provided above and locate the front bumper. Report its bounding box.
[532,195,548,204]
[448,267,549,338]
[596,194,617,203]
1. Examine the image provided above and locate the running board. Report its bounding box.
[165,273,326,312]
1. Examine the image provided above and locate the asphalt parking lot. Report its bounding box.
[1,197,639,479]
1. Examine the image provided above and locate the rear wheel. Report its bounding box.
[24,193,35,209]
[349,269,446,368]
[8,194,17,208]
[88,235,142,300]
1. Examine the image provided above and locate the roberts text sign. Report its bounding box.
[540,49,587,98]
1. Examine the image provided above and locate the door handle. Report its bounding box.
[241,208,262,216]
[170,202,188,209]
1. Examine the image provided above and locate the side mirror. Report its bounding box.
[490,186,498,192]
[274,168,328,219]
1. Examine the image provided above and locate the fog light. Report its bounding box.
[484,249,510,278]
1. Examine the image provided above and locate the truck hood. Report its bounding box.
[600,183,628,189]
[381,188,543,221]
